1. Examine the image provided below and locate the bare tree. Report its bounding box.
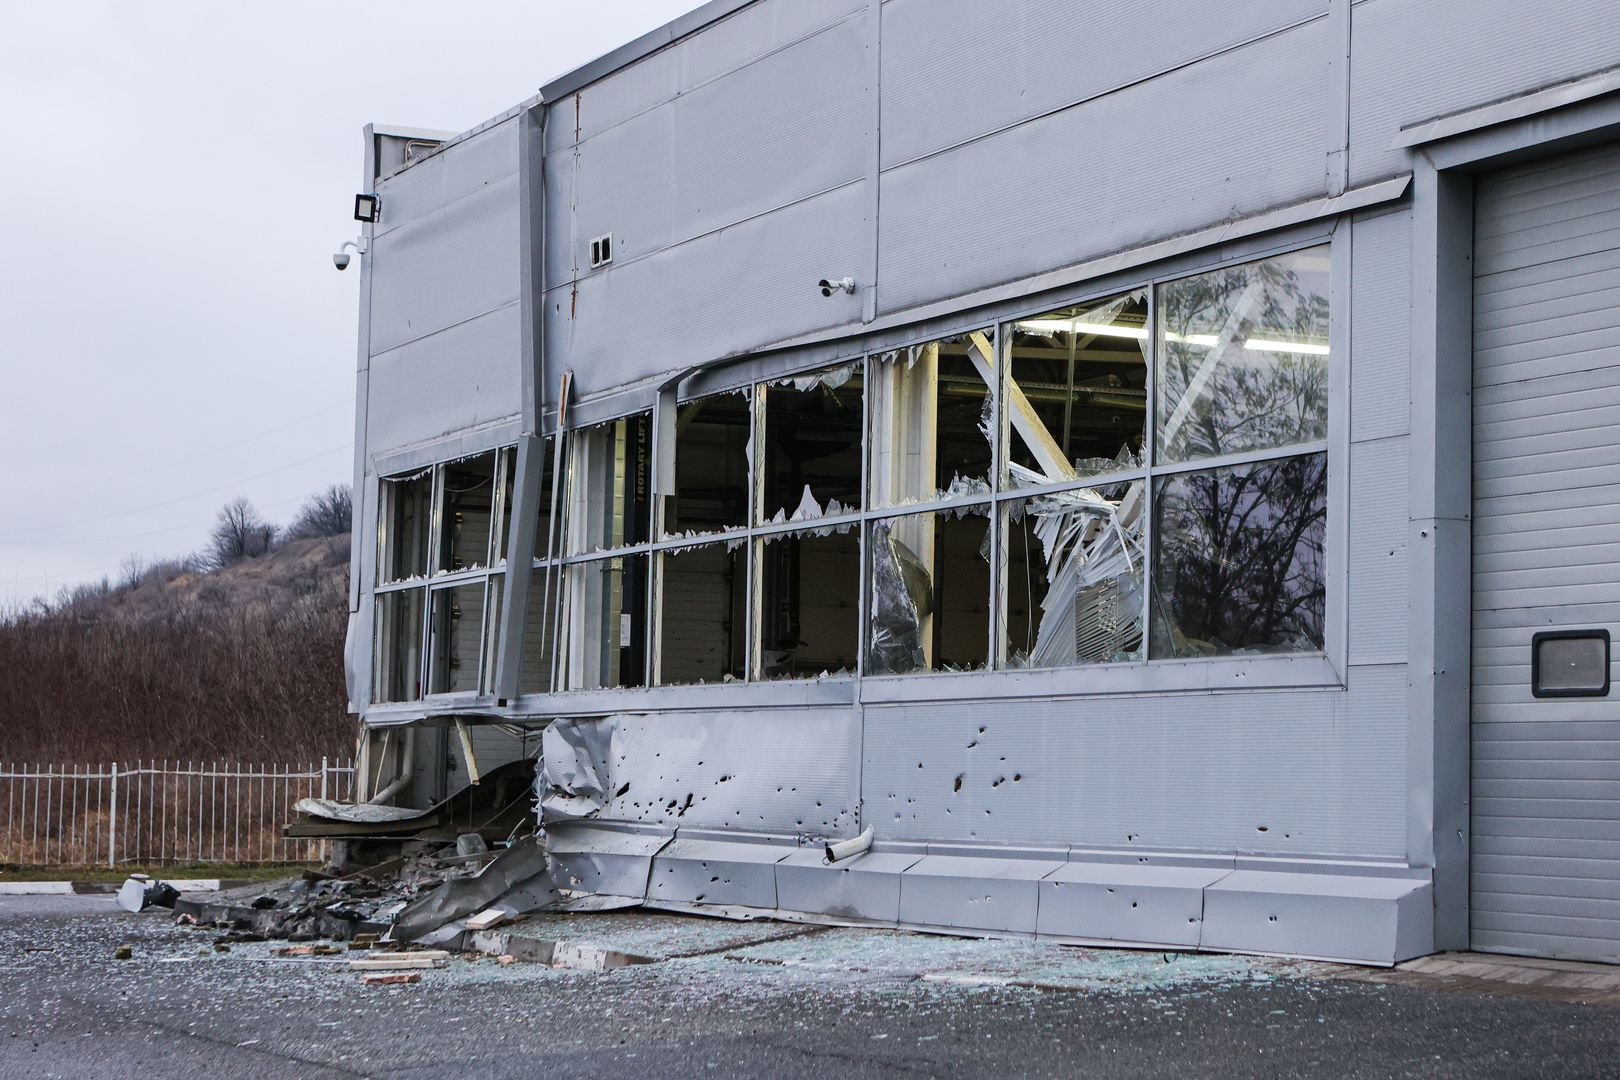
[287,484,353,540]
[206,497,277,569]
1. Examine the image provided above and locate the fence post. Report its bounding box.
[108,763,118,869]
[321,756,329,802]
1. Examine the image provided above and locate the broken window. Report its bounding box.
[868,334,993,508]
[377,469,432,584]
[1003,292,1148,489]
[373,587,425,703]
[1150,453,1326,658]
[479,573,504,693]
[492,448,516,566]
[759,363,863,523]
[562,554,649,690]
[667,389,751,537]
[1000,480,1145,668]
[567,413,652,554]
[656,542,747,685]
[1156,247,1330,464]
[867,505,991,675]
[530,437,561,559]
[518,565,560,695]
[757,525,858,679]
[426,581,485,695]
[437,451,497,574]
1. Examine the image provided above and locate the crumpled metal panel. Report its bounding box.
[1036,863,1229,947]
[538,708,861,836]
[648,834,789,909]
[542,821,672,900]
[775,849,926,924]
[1201,869,1433,965]
[898,854,1065,935]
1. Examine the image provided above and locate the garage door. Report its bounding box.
[1472,141,1620,962]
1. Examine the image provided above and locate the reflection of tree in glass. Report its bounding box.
[1151,454,1326,657]
[1157,252,1329,462]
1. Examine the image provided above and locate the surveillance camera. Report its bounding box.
[332,252,352,271]
[818,276,855,297]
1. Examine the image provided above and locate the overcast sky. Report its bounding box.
[0,1,700,606]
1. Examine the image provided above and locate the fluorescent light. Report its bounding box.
[1016,318,1148,341]
[1243,338,1330,355]
[1164,331,1219,347]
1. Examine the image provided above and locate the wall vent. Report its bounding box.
[589,233,614,269]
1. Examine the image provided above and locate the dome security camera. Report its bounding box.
[332,251,352,271]
[332,238,365,271]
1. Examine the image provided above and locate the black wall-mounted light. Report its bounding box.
[354,193,381,223]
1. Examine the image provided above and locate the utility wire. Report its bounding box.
[0,442,353,539]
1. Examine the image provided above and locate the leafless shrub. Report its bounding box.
[204,496,278,570]
[287,484,353,540]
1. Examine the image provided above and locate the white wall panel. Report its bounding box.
[1350,209,1411,442]
[861,665,1407,857]
[375,118,518,235]
[876,20,1332,315]
[1348,436,1409,665]
[369,175,521,356]
[366,306,522,453]
[879,0,1325,168]
[1348,0,1620,185]
[545,0,864,153]
[547,180,869,401]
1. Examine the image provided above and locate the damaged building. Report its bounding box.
[332,0,1620,965]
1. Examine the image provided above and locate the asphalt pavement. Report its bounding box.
[0,894,1615,1079]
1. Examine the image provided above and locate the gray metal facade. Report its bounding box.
[340,0,1620,964]
[1471,142,1620,962]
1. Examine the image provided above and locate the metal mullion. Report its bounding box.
[752,511,865,543]
[854,355,873,679]
[1140,282,1158,666]
[1147,439,1329,480]
[987,321,1003,667]
[647,527,751,556]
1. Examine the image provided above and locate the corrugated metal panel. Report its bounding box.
[374,117,518,236]
[861,664,1407,856]
[1350,209,1412,442]
[1348,436,1409,666]
[879,0,1324,169]
[546,180,869,401]
[1471,141,1620,963]
[876,20,1330,315]
[1349,0,1620,185]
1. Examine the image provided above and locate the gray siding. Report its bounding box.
[366,117,522,455]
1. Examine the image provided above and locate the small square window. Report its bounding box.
[1532,630,1610,698]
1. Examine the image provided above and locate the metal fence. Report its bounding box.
[0,759,356,868]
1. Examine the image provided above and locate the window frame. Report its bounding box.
[496,231,1348,711]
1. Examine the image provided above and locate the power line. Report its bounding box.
[0,442,353,539]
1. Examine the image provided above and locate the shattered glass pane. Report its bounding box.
[373,588,425,702]
[518,565,560,695]
[427,581,485,695]
[1001,480,1145,668]
[532,436,560,559]
[377,470,432,585]
[758,525,858,680]
[867,505,991,675]
[1156,247,1330,464]
[563,554,648,690]
[667,389,751,537]
[1150,453,1327,658]
[656,543,747,685]
[868,334,993,509]
[437,451,497,574]
[493,448,516,566]
[567,414,652,555]
[1003,293,1148,489]
[760,364,863,524]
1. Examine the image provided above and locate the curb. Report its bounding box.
[0,879,251,897]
